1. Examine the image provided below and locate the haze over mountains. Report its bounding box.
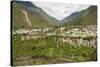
[12,1,97,29]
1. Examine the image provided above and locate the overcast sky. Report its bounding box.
[32,2,90,20]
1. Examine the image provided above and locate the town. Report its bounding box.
[13,25,97,48]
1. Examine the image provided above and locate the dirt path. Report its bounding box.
[22,10,32,27]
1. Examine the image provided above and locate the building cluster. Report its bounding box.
[13,25,97,48]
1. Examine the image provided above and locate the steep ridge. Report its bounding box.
[61,6,97,25]
[12,1,57,30]
[15,1,59,25]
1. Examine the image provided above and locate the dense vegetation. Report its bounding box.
[12,34,97,66]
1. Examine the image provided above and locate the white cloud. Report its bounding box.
[32,2,90,20]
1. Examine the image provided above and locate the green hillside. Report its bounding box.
[80,6,97,25]
[12,2,55,30]
[12,2,28,29]
[62,6,97,25]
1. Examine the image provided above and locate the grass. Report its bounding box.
[12,34,97,66]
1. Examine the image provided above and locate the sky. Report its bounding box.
[32,1,90,20]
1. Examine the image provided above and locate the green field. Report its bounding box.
[12,34,97,66]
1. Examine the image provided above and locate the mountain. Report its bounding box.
[12,1,58,30]
[12,1,97,29]
[61,6,97,25]
[61,12,81,25]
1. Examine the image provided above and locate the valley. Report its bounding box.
[11,1,97,66]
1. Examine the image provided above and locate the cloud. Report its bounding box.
[32,1,90,20]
